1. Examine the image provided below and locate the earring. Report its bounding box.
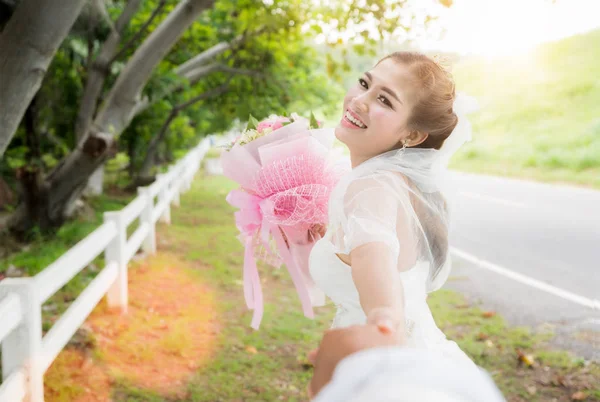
[403,139,410,149]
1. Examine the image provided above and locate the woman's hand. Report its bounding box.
[308,223,327,242]
[367,306,407,343]
[279,224,326,249]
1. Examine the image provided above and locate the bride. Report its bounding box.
[309,51,477,365]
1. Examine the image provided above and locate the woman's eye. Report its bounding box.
[358,78,368,89]
[378,95,392,107]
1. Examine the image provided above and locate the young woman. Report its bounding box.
[309,52,476,364]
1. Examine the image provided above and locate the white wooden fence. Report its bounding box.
[0,138,212,402]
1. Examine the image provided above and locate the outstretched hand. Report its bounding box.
[366,306,407,343]
[308,324,403,399]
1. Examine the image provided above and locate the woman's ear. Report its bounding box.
[407,131,428,147]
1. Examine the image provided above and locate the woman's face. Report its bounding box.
[335,59,419,161]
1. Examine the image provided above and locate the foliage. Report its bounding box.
[450,29,600,188]
[0,0,346,192]
[0,0,446,237]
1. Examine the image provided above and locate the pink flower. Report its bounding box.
[257,116,290,134]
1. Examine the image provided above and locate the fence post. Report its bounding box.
[104,212,128,313]
[197,140,208,171]
[156,173,171,224]
[0,279,43,402]
[170,168,181,208]
[138,187,157,254]
[183,164,193,192]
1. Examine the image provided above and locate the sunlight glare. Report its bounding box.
[421,0,600,58]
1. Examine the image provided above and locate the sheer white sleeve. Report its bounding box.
[330,171,414,263]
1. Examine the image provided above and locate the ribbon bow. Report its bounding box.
[226,189,314,329]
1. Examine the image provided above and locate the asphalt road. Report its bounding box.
[445,172,600,360]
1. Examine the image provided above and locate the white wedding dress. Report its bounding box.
[308,163,474,366]
[309,236,472,365]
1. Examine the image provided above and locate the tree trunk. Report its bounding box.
[127,134,137,179]
[0,0,87,158]
[8,132,117,236]
[77,0,150,196]
[0,176,15,212]
[75,0,145,143]
[85,167,105,195]
[136,110,178,182]
[11,97,52,235]
[8,0,216,233]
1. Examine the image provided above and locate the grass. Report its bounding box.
[450,29,600,188]
[3,173,600,401]
[203,148,223,159]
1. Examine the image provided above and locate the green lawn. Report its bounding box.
[451,29,600,188]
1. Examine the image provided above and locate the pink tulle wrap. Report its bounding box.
[220,119,342,329]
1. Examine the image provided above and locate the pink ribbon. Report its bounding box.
[226,189,314,329]
[271,226,314,320]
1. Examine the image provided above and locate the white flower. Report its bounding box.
[238,129,262,146]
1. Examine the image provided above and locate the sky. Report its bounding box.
[418,0,600,57]
[309,0,600,58]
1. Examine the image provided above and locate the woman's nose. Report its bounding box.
[351,96,369,113]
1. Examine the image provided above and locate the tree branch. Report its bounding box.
[174,26,268,77]
[213,65,266,78]
[174,39,241,76]
[132,61,242,115]
[137,79,231,179]
[109,0,167,64]
[175,79,232,111]
[131,27,265,116]
[184,62,221,82]
[93,0,217,138]
[42,130,69,150]
[91,0,116,31]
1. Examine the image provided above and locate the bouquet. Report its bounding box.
[220,113,343,329]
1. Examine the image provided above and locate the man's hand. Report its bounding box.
[309,324,403,399]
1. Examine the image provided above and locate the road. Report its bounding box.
[446,172,600,360]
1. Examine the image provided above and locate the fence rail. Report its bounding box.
[0,137,212,402]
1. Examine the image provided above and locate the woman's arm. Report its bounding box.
[351,242,406,341]
[341,173,411,340]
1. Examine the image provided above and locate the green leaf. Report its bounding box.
[309,112,319,129]
[41,154,58,168]
[246,114,259,131]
